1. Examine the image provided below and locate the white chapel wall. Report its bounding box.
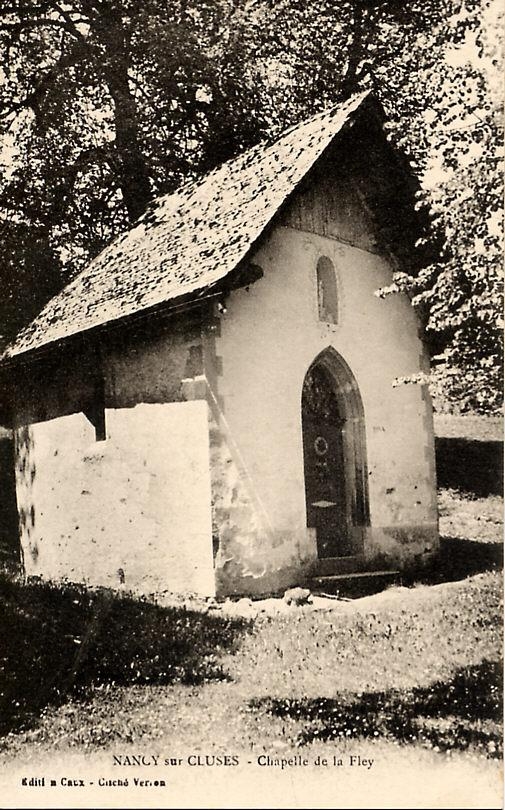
[210,224,437,594]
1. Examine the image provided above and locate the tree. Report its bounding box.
[0,0,271,344]
[0,0,502,412]
[408,0,504,413]
[247,0,503,413]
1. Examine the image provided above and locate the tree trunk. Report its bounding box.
[340,1,365,98]
[96,11,152,223]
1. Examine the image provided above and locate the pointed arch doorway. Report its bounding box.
[301,349,369,561]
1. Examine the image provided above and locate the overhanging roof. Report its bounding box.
[4,91,374,360]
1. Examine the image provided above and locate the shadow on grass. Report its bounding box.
[435,437,503,497]
[251,660,502,759]
[406,535,503,587]
[0,576,250,739]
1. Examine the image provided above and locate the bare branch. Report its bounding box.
[45,3,85,42]
[0,98,29,122]
[0,39,88,127]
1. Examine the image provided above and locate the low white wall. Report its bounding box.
[15,401,215,596]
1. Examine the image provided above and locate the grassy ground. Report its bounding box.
[0,418,502,807]
[0,491,501,762]
[434,414,503,443]
[1,572,501,762]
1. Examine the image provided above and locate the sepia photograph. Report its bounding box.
[0,1,502,808]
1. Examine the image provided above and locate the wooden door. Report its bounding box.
[302,364,351,558]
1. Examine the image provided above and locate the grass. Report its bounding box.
[434,414,503,443]
[0,577,249,739]
[438,489,503,544]
[252,660,501,755]
[434,413,503,498]
[238,578,501,755]
[0,492,501,765]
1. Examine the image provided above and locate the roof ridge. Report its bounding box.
[139,90,372,228]
[263,89,371,142]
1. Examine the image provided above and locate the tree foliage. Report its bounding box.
[0,0,502,412]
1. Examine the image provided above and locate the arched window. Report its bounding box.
[316,256,338,324]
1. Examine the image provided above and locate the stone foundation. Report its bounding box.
[364,524,439,572]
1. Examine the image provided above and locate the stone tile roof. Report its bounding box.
[5,91,371,359]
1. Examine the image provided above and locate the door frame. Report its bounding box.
[301,347,370,559]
